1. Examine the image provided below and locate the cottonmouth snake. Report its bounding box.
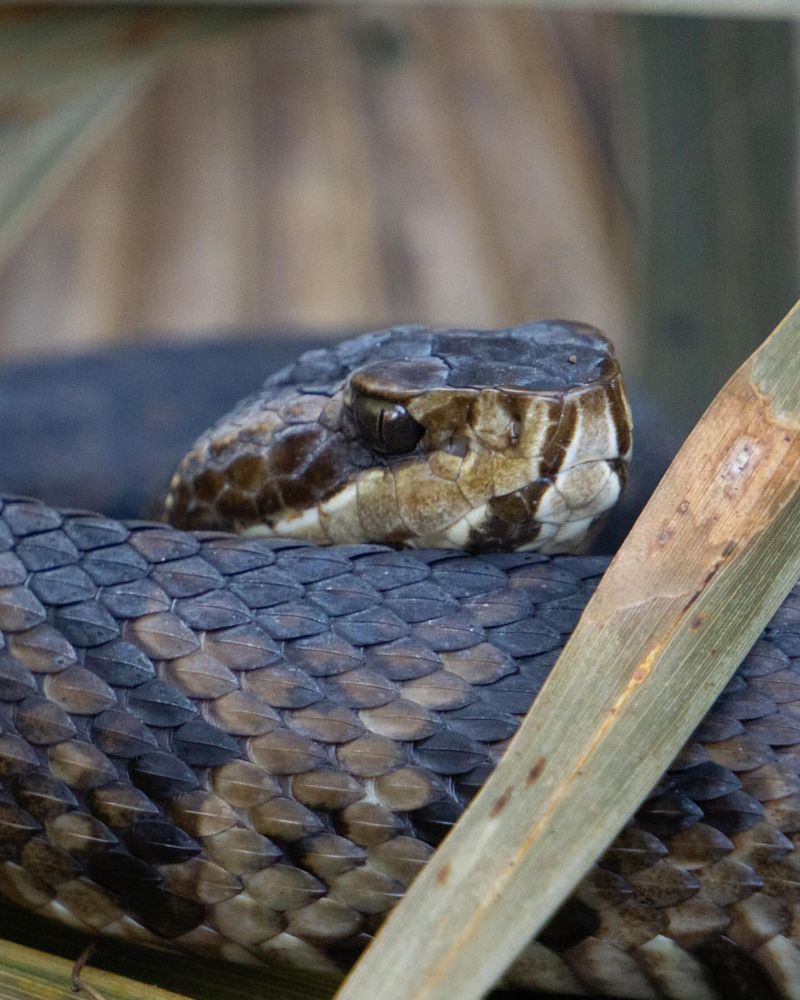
[0,324,797,1000]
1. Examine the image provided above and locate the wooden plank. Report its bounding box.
[354,8,629,344]
[0,11,267,271]
[0,10,263,101]
[336,301,800,999]
[0,65,153,269]
[18,1,800,19]
[0,9,625,360]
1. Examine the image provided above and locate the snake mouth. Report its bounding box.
[165,323,632,554]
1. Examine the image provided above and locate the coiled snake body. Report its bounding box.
[0,325,798,999]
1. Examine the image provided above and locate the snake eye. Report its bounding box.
[353,396,425,454]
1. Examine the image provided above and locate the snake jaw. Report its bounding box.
[165,324,632,554]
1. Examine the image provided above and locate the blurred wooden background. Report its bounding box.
[0,8,629,357]
[1,6,798,431]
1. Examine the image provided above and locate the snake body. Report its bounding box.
[0,325,798,999]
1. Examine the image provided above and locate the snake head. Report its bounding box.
[165,323,632,553]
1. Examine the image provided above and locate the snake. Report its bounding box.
[0,322,798,1000]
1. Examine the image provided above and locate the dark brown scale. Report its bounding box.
[3,502,63,537]
[11,772,78,821]
[48,740,117,790]
[364,636,441,681]
[87,782,159,828]
[170,790,237,838]
[695,936,783,1000]
[165,651,238,699]
[208,689,279,736]
[43,664,115,715]
[51,600,119,647]
[125,818,201,865]
[62,514,130,551]
[291,769,364,811]
[0,652,36,700]
[482,486,546,551]
[373,766,445,812]
[171,720,240,767]
[359,698,438,741]
[174,591,252,630]
[0,734,40,777]
[127,611,199,659]
[335,733,404,777]
[248,728,326,775]
[127,679,197,727]
[327,668,399,710]
[0,586,46,632]
[228,567,304,609]
[130,751,199,800]
[129,528,200,563]
[81,543,150,586]
[0,801,40,847]
[128,884,206,938]
[150,557,224,599]
[242,664,323,709]
[337,801,404,847]
[19,838,81,886]
[702,790,766,834]
[333,607,409,646]
[15,530,79,572]
[162,856,241,905]
[16,697,77,745]
[92,709,158,758]
[85,640,155,687]
[28,565,96,606]
[284,632,363,677]
[202,622,281,670]
[248,796,323,844]
[211,760,281,808]
[47,811,117,857]
[202,825,282,875]
[0,552,27,587]
[291,702,365,744]
[99,579,171,619]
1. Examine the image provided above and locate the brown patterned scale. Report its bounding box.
[1,325,799,999]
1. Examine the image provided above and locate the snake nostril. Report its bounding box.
[448,436,468,459]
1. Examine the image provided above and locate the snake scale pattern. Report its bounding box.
[0,325,799,1000]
